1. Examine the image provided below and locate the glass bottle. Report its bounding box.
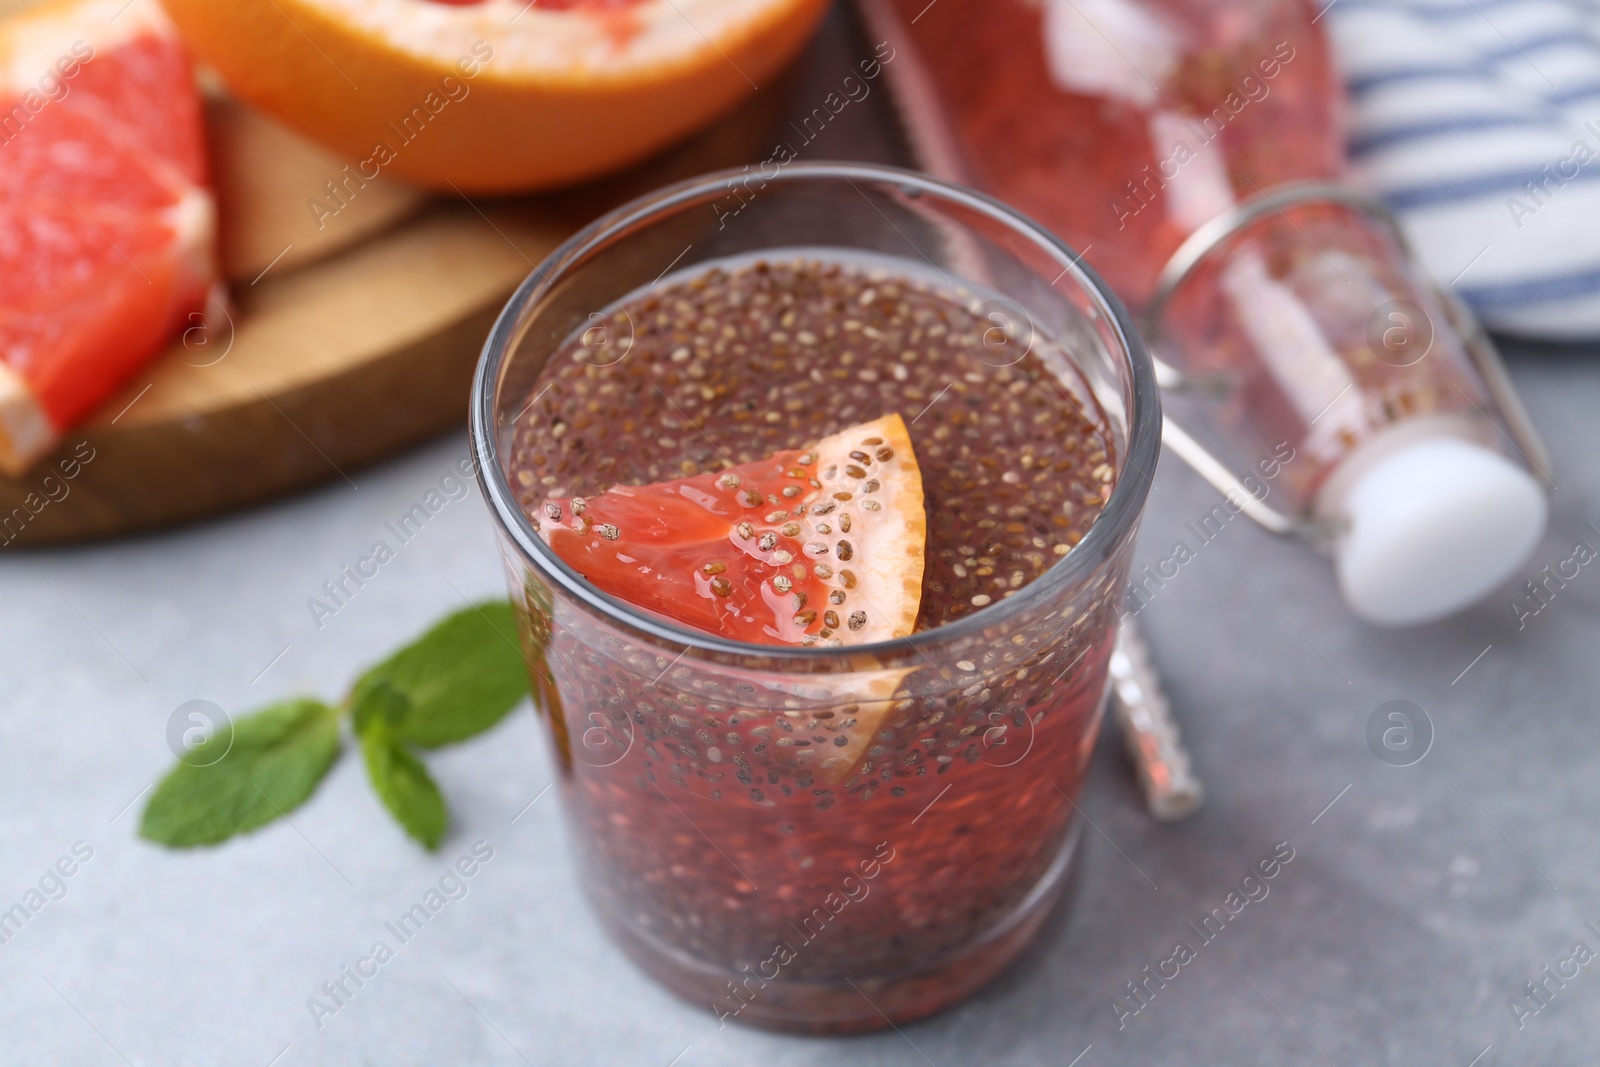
[872,0,1551,625]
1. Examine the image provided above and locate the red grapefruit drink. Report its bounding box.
[471,164,1160,1031]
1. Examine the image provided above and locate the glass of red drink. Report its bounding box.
[471,162,1160,1032]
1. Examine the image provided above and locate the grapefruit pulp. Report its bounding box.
[155,0,832,193]
[0,0,216,476]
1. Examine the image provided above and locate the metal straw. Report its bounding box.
[1109,621,1204,820]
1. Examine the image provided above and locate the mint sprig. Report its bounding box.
[140,601,530,851]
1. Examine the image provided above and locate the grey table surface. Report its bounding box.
[4,10,1599,1066]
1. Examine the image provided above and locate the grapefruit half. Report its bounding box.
[155,0,831,194]
[0,0,216,476]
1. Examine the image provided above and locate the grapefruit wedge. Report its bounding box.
[156,0,831,193]
[535,413,927,781]
[0,0,216,476]
[535,413,927,647]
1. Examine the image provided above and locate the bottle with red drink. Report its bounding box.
[868,0,1553,625]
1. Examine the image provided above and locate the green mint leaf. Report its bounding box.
[139,699,341,848]
[360,723,446,849]
[349,600,528,749]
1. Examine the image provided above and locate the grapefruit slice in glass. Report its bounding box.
[534,413,927,781]
[0,0,217,475]
[535,413,927,648]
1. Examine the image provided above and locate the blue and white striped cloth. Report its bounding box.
[1326,0,1600,338]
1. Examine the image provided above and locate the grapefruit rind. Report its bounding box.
[807,414,926,643]
[748,666,911,784]
[0,365,53,477]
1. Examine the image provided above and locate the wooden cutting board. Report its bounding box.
[0,75,783,547]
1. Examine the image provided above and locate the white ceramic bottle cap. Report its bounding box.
[1329,437,1547,627]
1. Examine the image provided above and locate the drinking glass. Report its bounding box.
[471,162,1160,1032]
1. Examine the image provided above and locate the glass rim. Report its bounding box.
[470,161,1161,664]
